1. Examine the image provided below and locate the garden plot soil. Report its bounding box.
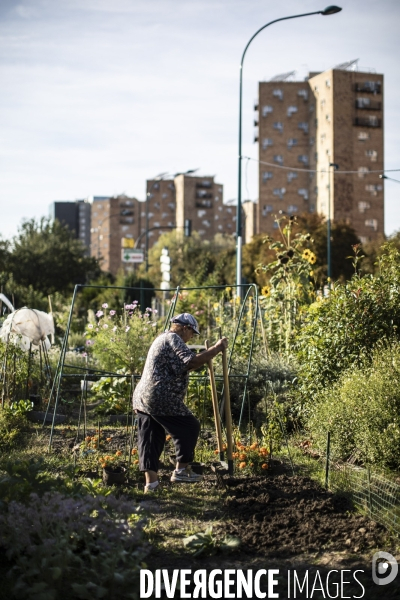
[221,474,388,556]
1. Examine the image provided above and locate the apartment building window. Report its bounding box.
[153,202,160,210]
[298,188,309,200]
[274,155,284,165]
[273,221,279,229]
[167,183,175,191]
[298,155,309,165]
[321,99,326,108]
[358,132,370,141]
[358,167,370,178]
[298,89,308,100]
[365,219,378,231]
[365,184,382,196]
[309,137,315,146]
[262,105,273,117]
[355,81,381,94]
[162,193,168,199]
[152,183,160,191]
[287,138,298,148]
[298,122,309,133]
[167,202,175,211]
[287,205,298,214]
[196,181,212,188]
[287,106,298,117]
[262,205,273,216]
[262,171,273,182]
[162,212,168,219]
[196,190,212,199]
[273,89,283,100]
[287,172,298,183]
[273,122,283,133]
[214,196,220,201]
[196,199,212,208]
[326,114,331,122]
[202,220,211,228]
[358,201,370,213]
[273,187,286,199]
[262,138,273,149]
[325,79,331,88]
[366,150,378,162]
[320,133,326,143]
[356,97,371,108]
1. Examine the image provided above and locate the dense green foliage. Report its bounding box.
[295,243,400,404]
[0,218,100,310]
[308,342,400,469]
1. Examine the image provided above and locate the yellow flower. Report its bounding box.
[309,271,314,277]
[261,286,271,298]
[302,249,311,259]
[308,252,317,265]
[225,287,232,294]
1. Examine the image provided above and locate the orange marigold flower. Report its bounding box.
[250,443,258,450]
[106,437,112,442]
[249,462,254,467]
[232,452,239,459]
[222,444,227,451]
[214,449,219,454]
[115,450,122,456]
[101,463,107,468]
[85,436,91,442]
[239,462,247,469]
[239,453,247,461]
[166,435,172,441]
[131,448,138,455]
[262,463,269,470]
[133,459,139,465]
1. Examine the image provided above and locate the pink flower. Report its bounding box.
[103,324,108,330]
[86,340,94,346]
[109,310,116,316]
[96,310,103,318]
[87,323,94,329]
[153,309,158,314]
[102,303,108,309]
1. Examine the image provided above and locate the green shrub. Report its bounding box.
[308,342,400,469]
[0,409,27,451]
[296,243,400,406]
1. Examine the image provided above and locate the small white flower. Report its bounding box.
[125,326,130,333]
[112,326,117,332]
[88,323,94,329]
[102,303,108,309]
[103,324,108,329]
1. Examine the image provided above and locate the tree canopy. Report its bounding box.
[0,218,100,309]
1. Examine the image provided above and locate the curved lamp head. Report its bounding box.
[321,5,342,15]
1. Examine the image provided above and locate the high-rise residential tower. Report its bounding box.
[255,63,384,243]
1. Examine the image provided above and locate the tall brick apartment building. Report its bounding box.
[88,175,235,275]
[255,63,384,243]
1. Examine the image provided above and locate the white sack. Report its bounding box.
[0,308,54,350]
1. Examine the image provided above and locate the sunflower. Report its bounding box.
[261,285,271,297]
[308,252,317,265]
[302,249,311,259]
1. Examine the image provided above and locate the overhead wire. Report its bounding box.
[242,155,400,175]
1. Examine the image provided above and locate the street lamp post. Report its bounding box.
[327,162,339,281]
[236,5,342,292]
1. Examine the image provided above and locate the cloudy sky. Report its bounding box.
[1,0,399,240]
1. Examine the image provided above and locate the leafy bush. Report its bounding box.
[0,492,147,600]
[0,409,27,452]
[296,243,400,405]
[308,342,400,469]
[85,303,158,374]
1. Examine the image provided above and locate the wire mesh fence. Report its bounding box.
[327,458,400,536]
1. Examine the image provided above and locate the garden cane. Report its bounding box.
[222,346,234,476]
[205,340,224,461]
